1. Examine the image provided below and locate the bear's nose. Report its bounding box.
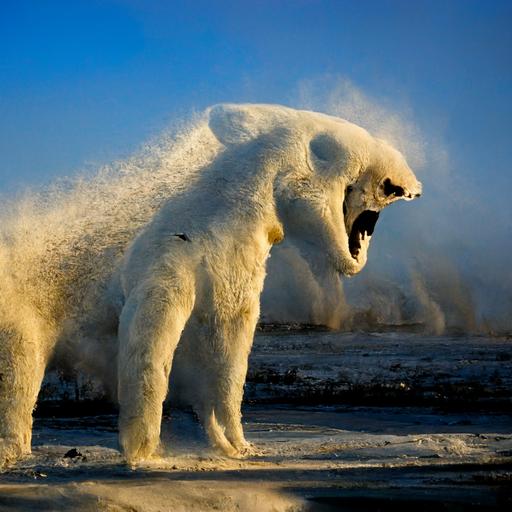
[412,180,422,198]
[403,181,422,200]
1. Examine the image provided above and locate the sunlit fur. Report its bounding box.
[0,104,421,467]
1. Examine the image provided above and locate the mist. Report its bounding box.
[262,77,511,335]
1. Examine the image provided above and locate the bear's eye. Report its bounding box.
[382,178,404,197]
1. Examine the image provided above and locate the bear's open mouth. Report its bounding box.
[348,210,380,259]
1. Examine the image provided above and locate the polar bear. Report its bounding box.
[0,104,421,467]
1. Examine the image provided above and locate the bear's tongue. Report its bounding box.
[349,210,380,259]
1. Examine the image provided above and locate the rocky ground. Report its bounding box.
[1,330,511,511]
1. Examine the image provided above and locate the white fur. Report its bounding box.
[0,104,421,466]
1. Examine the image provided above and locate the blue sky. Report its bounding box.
[1,0,511,206]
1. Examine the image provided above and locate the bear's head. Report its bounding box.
[208,103,422,276]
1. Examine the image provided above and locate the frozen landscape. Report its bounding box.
[0,103,510,510]
[1,101,509,510]
[1,2,511,511]
[1,329,511,511]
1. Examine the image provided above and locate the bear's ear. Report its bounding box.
[308,133,345,173]
[208,104,263,145]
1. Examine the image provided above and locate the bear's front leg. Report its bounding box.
[203,298,261,458]
[117,277,195,465]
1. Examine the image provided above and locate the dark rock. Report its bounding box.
[63,448,83,458]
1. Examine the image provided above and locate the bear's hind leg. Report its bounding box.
[117,277,195,465]
[0,324,50,468]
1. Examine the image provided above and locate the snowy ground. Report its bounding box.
[1,331,511,511]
